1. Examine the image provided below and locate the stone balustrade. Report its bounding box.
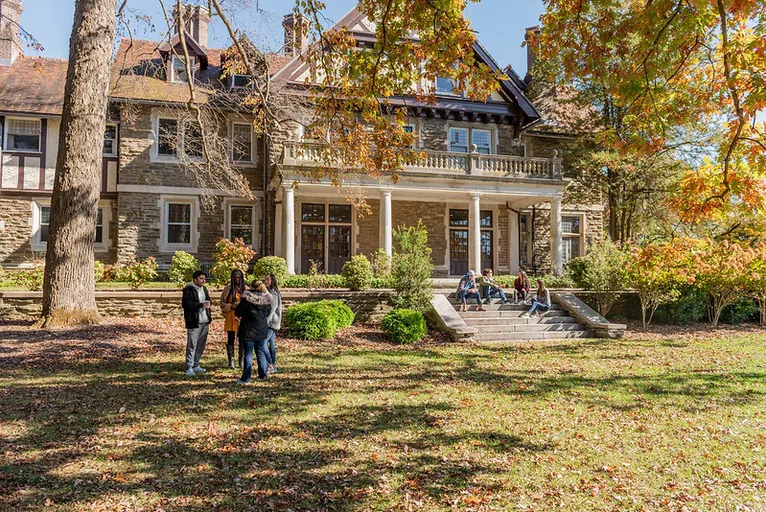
[282,140,563,180]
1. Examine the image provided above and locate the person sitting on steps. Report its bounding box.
[478,268,509,305]
[456,270,485,312]
[521,279,551,318]
[514,269,530,304]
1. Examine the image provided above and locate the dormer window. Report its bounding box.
[231,74,251,89]
[435,76,467,97]
[171,55,195,83]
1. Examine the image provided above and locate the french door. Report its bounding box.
[300,202,352,274]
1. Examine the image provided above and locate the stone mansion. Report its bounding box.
[0,1,603,277]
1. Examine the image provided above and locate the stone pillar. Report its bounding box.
[551,196,563,275]
[379,188,393,256]
[509,209,520,274]
[283,185,295,274]
[468,193,481,272]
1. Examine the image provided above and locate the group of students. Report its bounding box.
[456,268,551,317]
[181,269,283,384]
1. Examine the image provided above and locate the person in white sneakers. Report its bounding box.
[521,279,551,318]
[182,270,213,376]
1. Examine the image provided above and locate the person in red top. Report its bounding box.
[513,270,530,303]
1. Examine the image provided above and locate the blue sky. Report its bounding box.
[20,0,545,75]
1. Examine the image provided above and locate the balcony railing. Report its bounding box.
[282,141,563,180]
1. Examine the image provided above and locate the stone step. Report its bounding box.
[463,315,576,326]
[452,303,563,312]
[460,310,569,320]
[473,322,586,334]
[475,330,595,342]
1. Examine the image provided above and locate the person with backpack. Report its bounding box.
[263,273,282,375]
[220,269,246,369]
[234,280,272,384]
[182,270,212,376]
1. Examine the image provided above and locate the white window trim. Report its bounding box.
[472,128,492,155]
[94,201,112,252]
[170,55,195,84]
[4,116,42,154]
[223,198,259,250]
[434,76,467,98]
[446,123,496,154]
[230,122,254,164]
[230,74,252,89]
[447,126,469,153]
[159,195,199,253]
[103,122,118,157]
[404,120,421,149]
[150,113,204,163]
[562,212,587,263]
[30,199,50,251]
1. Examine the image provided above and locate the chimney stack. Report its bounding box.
[524,25,541,84]
[0,0,22,66]
[283,13,309,57]
[173,3,210,48]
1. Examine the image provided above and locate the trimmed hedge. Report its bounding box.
[284,299,355,340]
[381,308,428,344]
[279,274,395,289]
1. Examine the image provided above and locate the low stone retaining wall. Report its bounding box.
[0,289,394,323]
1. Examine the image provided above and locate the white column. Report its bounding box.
[283,185,296,275]
[468,193,481,272]
[551,196,563,275]
[379,188,393,256]
[509,209,520,274]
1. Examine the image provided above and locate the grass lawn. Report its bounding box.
[1,319,765,511]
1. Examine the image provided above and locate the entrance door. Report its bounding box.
[481,230,493,271]
[449,229,469,276]
[301,225,325,273]
[328,225,351,274]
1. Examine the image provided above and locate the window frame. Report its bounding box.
[170,54,195,84]
[103,123,118,156]
[472,129,492,155]
[160,196,198,253]
[3,117,42,153]
[561,213,586,265]
[230,74,252,89]
[519,211,533,267]
[227,203,256,247]
[448,127,469,153]
[447,125,495,154]
[297,201,355,274]
[231,122,253,163]
[434,76,466,97]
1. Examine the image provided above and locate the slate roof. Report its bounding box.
[0,56,67,115]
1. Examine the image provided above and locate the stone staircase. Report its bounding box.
[447,294,595,342]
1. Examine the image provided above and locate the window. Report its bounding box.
[157,118,179,156]
[301,203,325,222]
[562,215,583,264]
[436,76,466,96]
[5,118,41,152]
[183,121,203,158]
[232,123,252,162]
[167,203,192,244]
[520,212,532,266]
[449,208,469,227]
[299,202,354,274]
[229,205,254,245]
[329,204,351,223]
[480,210,493,227]
[231,75,251,89]
[448,127,469,153]
[171,55,194,83]
[103,124,117,155]
[472,129,491,154]
[95,208,104,244]
[39,205,50,243]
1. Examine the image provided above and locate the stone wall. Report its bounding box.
[391,200,447,270]
[356,198,380,257]
[0,198,35,265]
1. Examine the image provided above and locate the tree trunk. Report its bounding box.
[40,0,117,327]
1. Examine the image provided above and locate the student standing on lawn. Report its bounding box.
[182,270,212,376]
[263,273,282,375]
[456,270,485,312]
[479,268,510,305]
[220,269,246,369]
[235,280,272,384]
[521,279,551,318]
[514,270,531,303]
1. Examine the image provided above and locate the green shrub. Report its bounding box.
[168,251,198,287]
[390,220,434,311]
[371,275,395,288]
[94,260,105,283]
[382,308,428,344]
[656,285,707,325]
[284,299,355,340]
[493,273,575,289]
[253,256,288,283]
[720,299,759,325]
[211,238,256,284]
[317,299,355,329]
[12,262,44,291]
[342,255,373,290]
[113,257,159,290]
[564,239,629,316]
[369,249,391,277]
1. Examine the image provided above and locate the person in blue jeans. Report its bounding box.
[479,268,510,305]
[263,273,282,375]
[521,279,551,318]
[456,270,485,312]
[234,281,272,384]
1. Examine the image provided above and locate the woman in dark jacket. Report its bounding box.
[234,280,272,384]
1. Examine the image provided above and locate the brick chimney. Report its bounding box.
[173,3,210,48]
[0,0,22,66]
[524,25,541,84]
[283,13,309,57]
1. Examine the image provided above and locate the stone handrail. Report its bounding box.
[282,140,563,180]
[553,292,626,339]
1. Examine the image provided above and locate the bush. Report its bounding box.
[211,238,256,284]
[720,299,759,325]
[168,251,198,287]
[565,239,629,316]
[12,262,44,291]
[93,260,105,283]
[342,255,373,290]
[371,275,395,288]
[284,300,354,340]
[253,256,288,283]
[494,273,575,290]
[382,308,428,344]
[369,249,391,277]
[390,220,434,311]
[656,285,707,325]
[281,274,347,288]
[113,257,159,290]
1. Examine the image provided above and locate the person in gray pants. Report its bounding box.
[181,270,213,376]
